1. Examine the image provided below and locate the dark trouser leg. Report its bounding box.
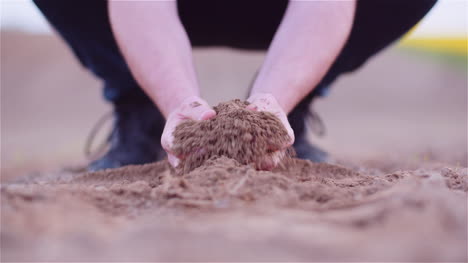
[33,0,165,170]
[288,0,437,161]
[33,0,150,104]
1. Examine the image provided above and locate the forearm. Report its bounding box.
[250,0,355,113]
[109,1,199,117]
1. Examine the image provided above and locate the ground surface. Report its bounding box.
[1,32,467,261]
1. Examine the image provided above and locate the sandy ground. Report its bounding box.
[1,31,467,261]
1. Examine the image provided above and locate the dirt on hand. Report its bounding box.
[172,99,292,173]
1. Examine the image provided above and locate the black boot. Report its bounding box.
[88,100,166,171]
[288,95,329,163]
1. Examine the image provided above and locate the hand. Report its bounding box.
[247,93,295,169]
[161,96,216,168]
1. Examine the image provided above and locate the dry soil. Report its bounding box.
[2,141,467,261]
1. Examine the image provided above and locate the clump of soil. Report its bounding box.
[173,99,292,173]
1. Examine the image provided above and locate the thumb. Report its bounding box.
[200,109,216,120]
[246,104,258,111]
[183,101,216,121]
[167,153,180,168]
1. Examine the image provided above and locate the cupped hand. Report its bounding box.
[161,96,216,168]
[247,93,295,169]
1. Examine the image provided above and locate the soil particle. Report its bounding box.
[1,158,466,261]
[441,167,468,191]
[173,99,292,173]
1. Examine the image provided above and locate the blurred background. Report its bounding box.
[1,0,467,179]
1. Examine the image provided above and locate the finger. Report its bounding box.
[200,109,216,120]
[161,124,175,153]
[161,118,184,158]
[162,135,186,159]
[246,104,258,111]
[257,158,274,171]
[162,139,176,156]
[271,150,285,165]
[167,153,180,168]
[282,121,295,145]
[262,150,286,170]
[183,103,216,121]
[276,112,295,144]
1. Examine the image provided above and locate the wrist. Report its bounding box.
[155,90,200,118]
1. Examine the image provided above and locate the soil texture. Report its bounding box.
[2,157,466,261]
[173,99,292,173]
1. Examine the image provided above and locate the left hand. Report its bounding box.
[247,93,295,169]
[161,96,216,168]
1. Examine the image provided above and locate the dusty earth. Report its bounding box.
[1,32,468,261]
[1,154,467,261]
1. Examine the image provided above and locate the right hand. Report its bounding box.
[161,96,216,168]
[247,93,295,170]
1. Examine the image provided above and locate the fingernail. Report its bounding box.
[247,105,258,111]
[168,154,179,167]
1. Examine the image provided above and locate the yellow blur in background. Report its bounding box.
[401,37,466,56]
[398,0,467,57]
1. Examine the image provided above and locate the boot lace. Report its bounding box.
[84,111,114,161]
[306,108,326,137]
